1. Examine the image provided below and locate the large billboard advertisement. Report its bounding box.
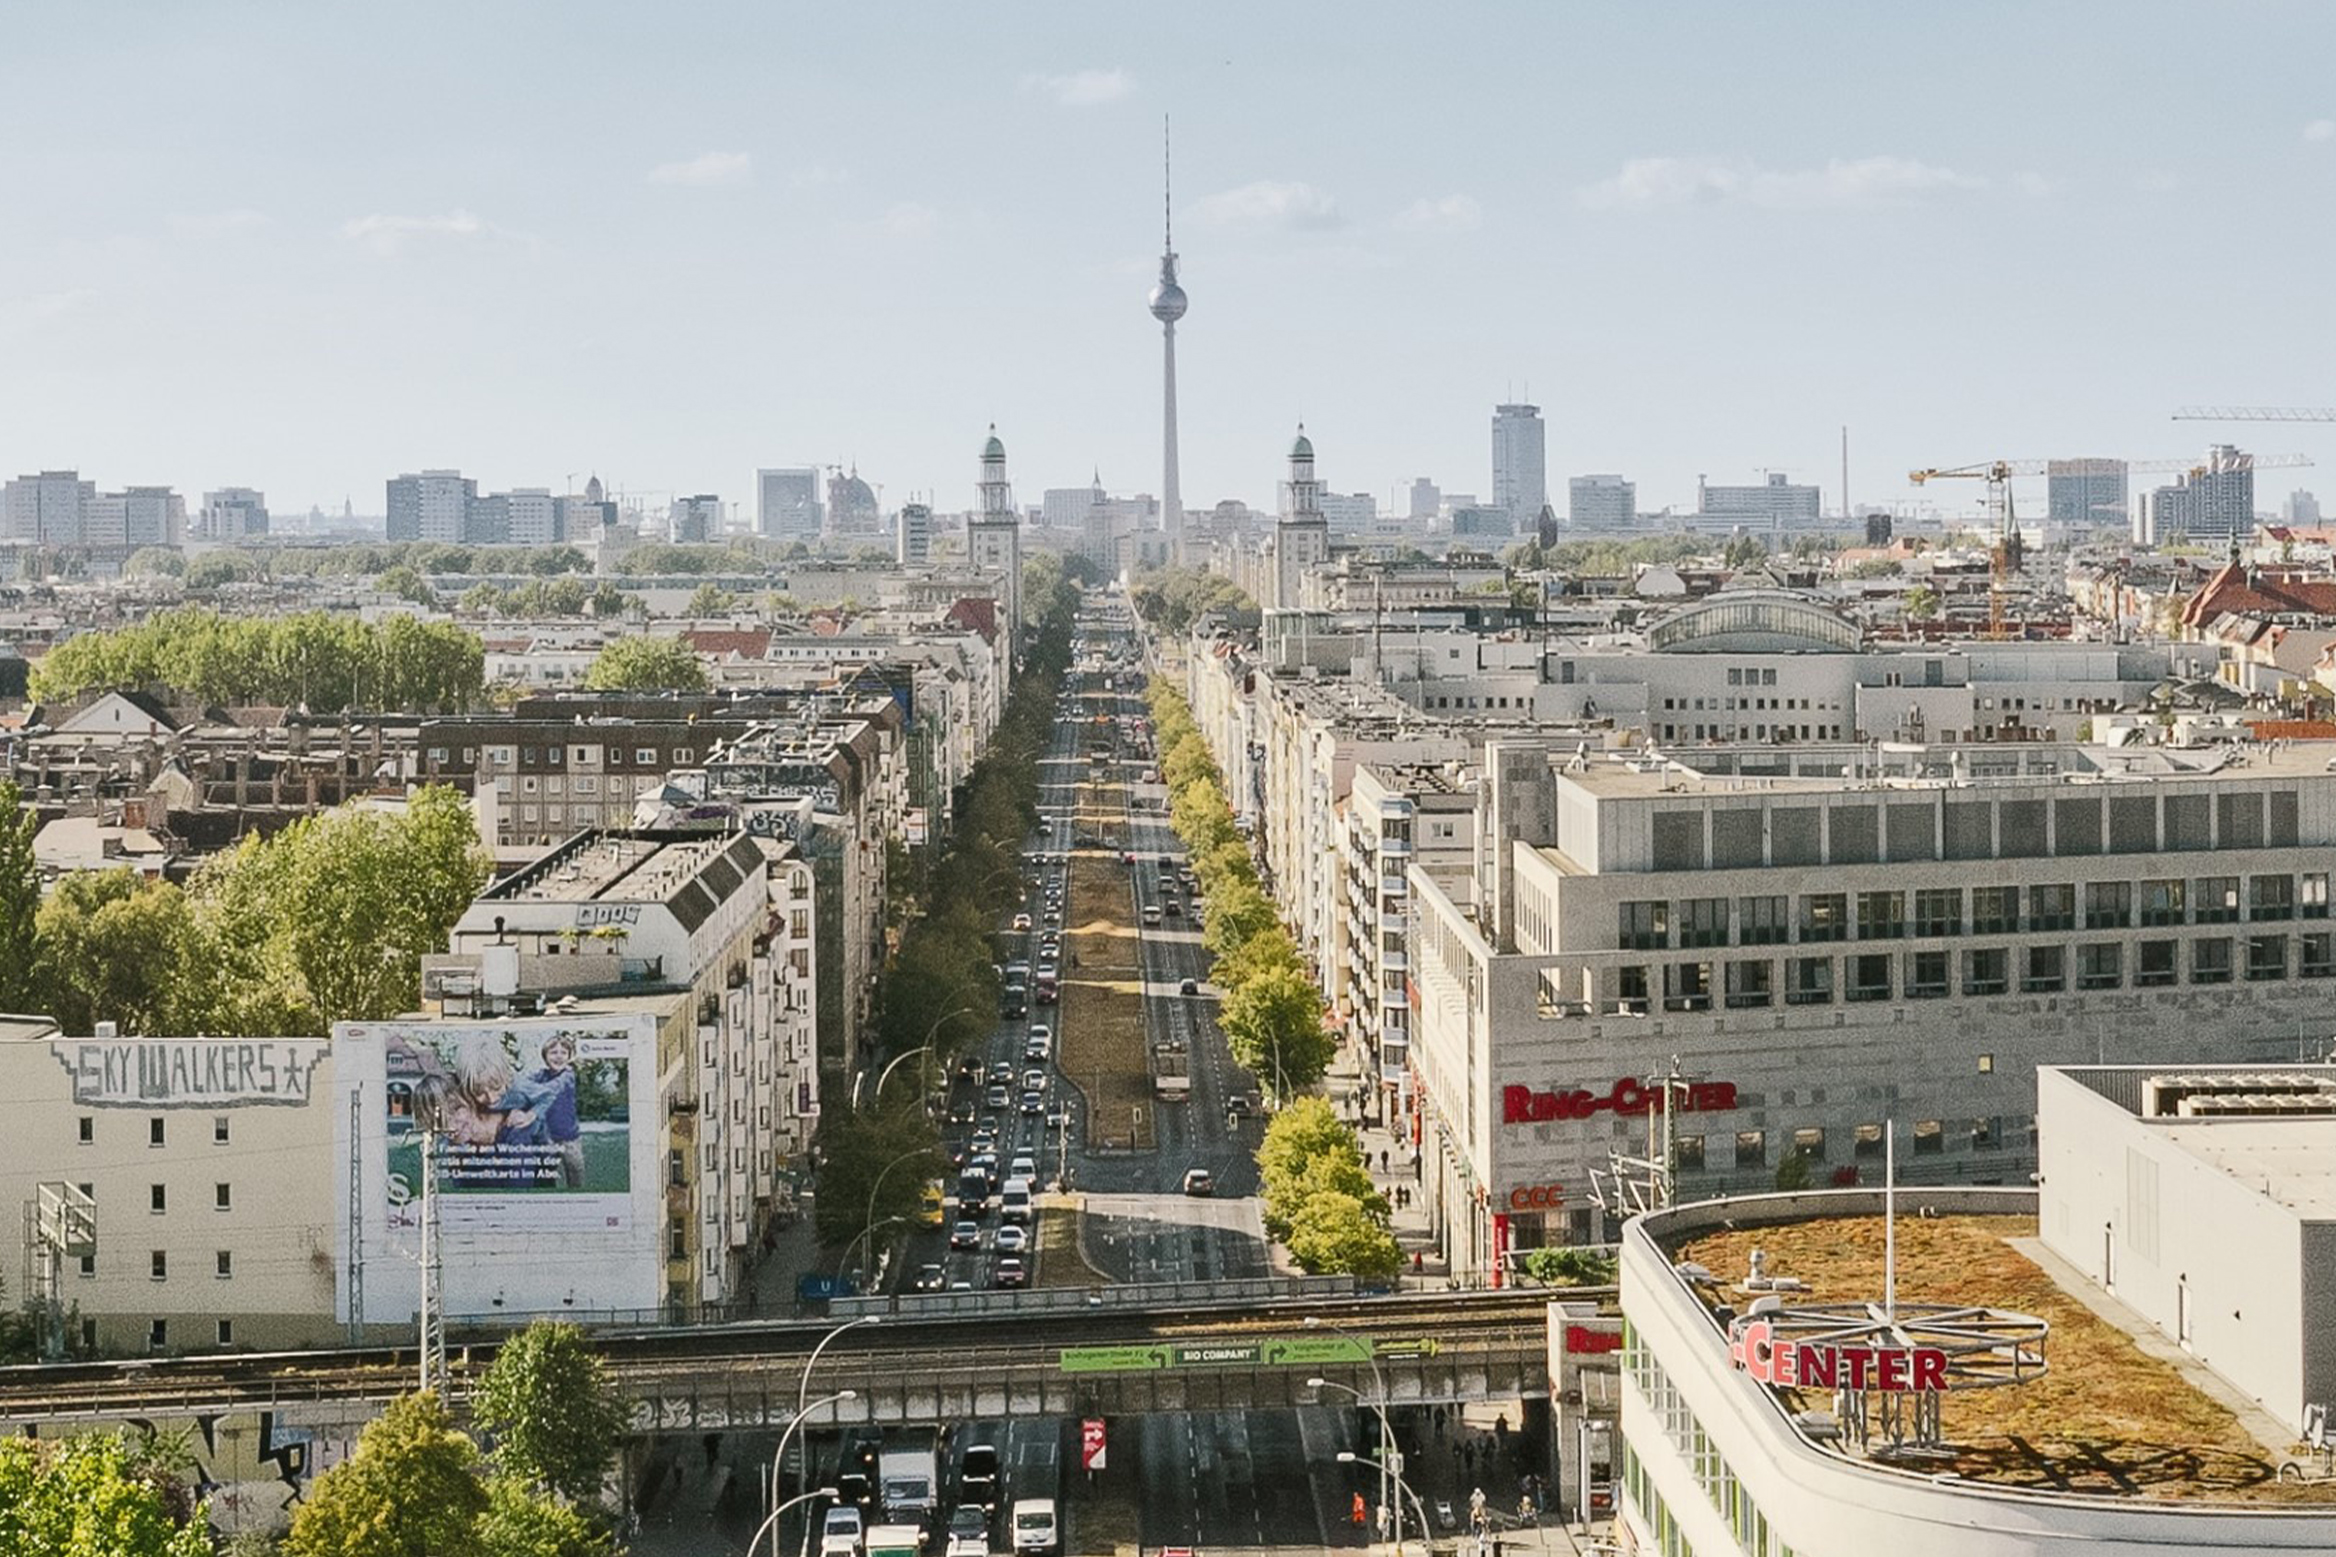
[381,1025,633,1235]
[335,1015,662,1321]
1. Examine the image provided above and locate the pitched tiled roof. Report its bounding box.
[2182,562,2336,629]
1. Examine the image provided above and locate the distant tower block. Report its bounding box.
[969,426,1023,665]
[1149,118,1189,567]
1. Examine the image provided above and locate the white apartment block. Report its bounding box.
[1406,739,2336,1282]
[502,487,560,545]
[1,470,94,545]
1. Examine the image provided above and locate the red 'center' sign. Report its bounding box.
[1503,1077,1738,1125]
[1081,1417,1107,1472]
[1728,1317,1948,1394]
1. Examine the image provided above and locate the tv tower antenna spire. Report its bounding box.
[1149,114,1189,568]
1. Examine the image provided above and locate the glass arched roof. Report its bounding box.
[1646,588,1863,653]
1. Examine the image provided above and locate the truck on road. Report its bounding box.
[1151,1038,1190,1101]
[880,1432,940,1526]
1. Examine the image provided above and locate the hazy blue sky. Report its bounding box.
[5,2,2335,522]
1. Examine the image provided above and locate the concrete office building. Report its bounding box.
[2284,489,2323,526]
[2146,447,2257,547]
[200,488,270,543]
[896,501,933,567]
[82,487,185,549]
[757,468,822,539]
[1492,403,1547,527]
[0,1017,338,1354]
[670,494,721,544]
[1616,1188,2336,1555]
[2047,458,2128,539]
[1694,472,1824,532]
[1042,478,1104,531]
[1,470,94,545]
[1320,490,1378,535]
[499,488,560,546]
[385,470,475,544]
[2037,1063,2336,1436]
[1406,737,2336,1279]
[1570,474,1637,531]
[1409,478,1442,522]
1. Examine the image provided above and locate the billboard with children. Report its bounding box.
[377,1023,634,1234]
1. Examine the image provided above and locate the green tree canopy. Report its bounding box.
[0,1432,210,1557]
[32,870,199,1035]
[812,1096,946,1252]
[288,1393,490,1557]
[685,582,736,616]
[473,1475,615,1557]
[28,608,482,713]
[0,780,37,1014]
[1201,883,1281,961]
[1219,965,1334,1100]
[581,635,709,693]
[1210,921,1303,991]
[470,1321,628,1506]
[1284,1190,1402,1281]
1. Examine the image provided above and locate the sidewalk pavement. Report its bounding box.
[1324,1036,1449,1291]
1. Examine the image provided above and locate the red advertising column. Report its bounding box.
[1491,1212,1510,1289]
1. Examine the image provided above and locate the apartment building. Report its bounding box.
[344,827,815,1322]
[0,1016,338,1354]
[1406,739,2336,1281]
[1339,761,1477,1115]
[418,715,754,849]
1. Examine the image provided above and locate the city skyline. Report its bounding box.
[3,3,2335,520]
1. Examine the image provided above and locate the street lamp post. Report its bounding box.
[876,1006,976,1109]
[1306,1315,1394,1550]
[840,1215,908,1289]
[1337,1452,1429,1557]
[769,1317,882,1518]
[749,1486,838,1557]
[859,1146,933,1282]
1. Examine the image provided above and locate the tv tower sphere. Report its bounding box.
[1149,269,1187,324]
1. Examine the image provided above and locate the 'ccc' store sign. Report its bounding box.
[1507,1183,1564,1211]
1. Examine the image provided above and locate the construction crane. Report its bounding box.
[1907,452,2318,637]
[2173,406,2336,422]
[1906,461,2024,638]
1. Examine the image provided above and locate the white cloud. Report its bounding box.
[1193,179,1342,231]
[337,209,485,253]
[1578,154,1986,210]
[2307,119,2336,143]
[880,202,940,239]
[1395,193,1483,232]
[649,151,753,187]
[2010,170,2058,198]
[1023,68,1134,107]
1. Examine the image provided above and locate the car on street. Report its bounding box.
[1009,1154,1038,1182]
[994,1256,1028,1289]
[946,1505,991,1557]
[988,1062,1015,1086]
[1141,905,1161,926]
[1182,1167,1215,1197]
[1011,912,1032,931]
[984,1084,1010,1111]
[1020,1069,1047,1093]
[970,1126,999,1154]
[994,1223,1029,1255]
[1018,1089,1043,1115]
[1179,978,1200,996]
[949,1220,981,1251]
[913,1263,947,1293]
[1011,1498,1058,1556]
[823,1505,865,1557]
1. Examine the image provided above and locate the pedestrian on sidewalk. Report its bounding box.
[1380,1148,1390,1172]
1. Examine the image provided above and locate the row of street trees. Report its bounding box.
[28,608,485,712]
[580,635,711,693]
[1128,566,1256,635]
[1144,681,1398,1279]
[0,781,490,1037]
[809,556,1088,1257]
[1257,1098,1402,1281]
[1145,681,1333,1098]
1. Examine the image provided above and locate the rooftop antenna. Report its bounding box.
[1164,114,1173,251]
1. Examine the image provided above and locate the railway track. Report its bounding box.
[0,1287,1579,1421]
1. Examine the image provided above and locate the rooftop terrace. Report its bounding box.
[1663,1212,2335,1504]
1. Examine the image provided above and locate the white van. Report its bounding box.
[1010,1498,1058,1556]
[999,1176,1034,1225]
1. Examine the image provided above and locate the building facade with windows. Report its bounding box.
[1406,741,2336,1280]
[0,1016,338,1355]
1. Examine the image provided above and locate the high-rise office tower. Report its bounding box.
[757,468,821,538]
[1,470,93,545]
[385,470,475,543]
[2284,489,2322,526]
[201,488,270,542]
[896,501,933,567]
[968,428,1022,663]
[1569,474,1636,531]
[1408,478,1442,521]
[1491,402,1547,526]
[670,494,721,543]
[1149,121,1188,566]
[2047,459,2128,539]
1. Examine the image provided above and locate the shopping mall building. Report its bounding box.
[1409,739,2336,1279]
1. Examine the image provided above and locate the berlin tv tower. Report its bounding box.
[1148,117,1188,567]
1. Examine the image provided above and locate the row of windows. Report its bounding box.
[1622,1321,1797,1557]
[1610,931,2330,1011]
[1617,875,2329,950]
[1661,723,1849,744]
[1675,1116,2014,1172]
[425,745,687,769]
[78,1115,232,1146]
[129,1318,236,1350]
